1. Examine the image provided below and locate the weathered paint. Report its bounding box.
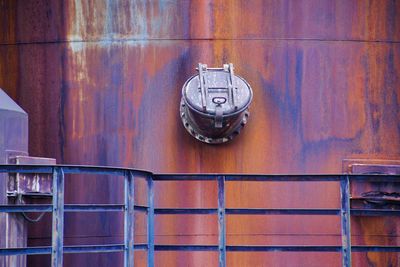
[344,160,400,267]
[0,0,399,266]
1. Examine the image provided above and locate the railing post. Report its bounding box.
[217,176,226,267]
[340,175,352,267]
[124,171,135,267]
[51,167,64,267]
[147,175,155,267]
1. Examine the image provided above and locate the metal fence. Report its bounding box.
[0,165,399,267]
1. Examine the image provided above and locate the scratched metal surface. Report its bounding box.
[0,0,399,266]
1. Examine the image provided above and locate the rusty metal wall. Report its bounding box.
[0,0,399,266]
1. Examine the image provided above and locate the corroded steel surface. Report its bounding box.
[0,0,399,266]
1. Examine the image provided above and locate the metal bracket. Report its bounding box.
[198,63,208,111]
[7,156,56,198]
[215,106,223,128]
[343,160,400,211]
[197,63,238,111]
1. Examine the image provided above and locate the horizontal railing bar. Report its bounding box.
[155,208,218,214]
[1,165,398,182]
[0,205,52,212]
[155,174,400,182]
[2,244,398,256]
[155,245,400,253]
[134,244,148,250]
[351,209,400,216]
[226,246,342,252]
[153,175,217,181]
[62,167,125,176]
[153,208,343,215]
[0,244,149,256]
[153,174,345,181]
[349,175,400,182]
[2,206,399,216]
[226,175,343,181]
[155,245,219,251]
[64,245,124,253]
[226,208,341,215]
[0,204,149,213]
[0,204,123,212]
[352,246,400,252]
[0,247,51,256]
[65,204,125,212]
[0,165,53,173]
[0,164,152,176]
[135,205,149,212]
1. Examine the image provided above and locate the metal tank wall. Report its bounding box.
[0,0,399,266]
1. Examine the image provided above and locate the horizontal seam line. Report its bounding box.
[0,37,400,46]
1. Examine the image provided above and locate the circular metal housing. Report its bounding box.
[180,63,253,144]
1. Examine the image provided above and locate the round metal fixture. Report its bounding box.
[180,63,253,144]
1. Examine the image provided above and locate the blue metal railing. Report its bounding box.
[0,165,399,267]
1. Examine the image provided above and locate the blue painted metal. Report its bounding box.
[350,209,400,216]
[351,246,400,252]
[217,176,226,267]
[134,205,149,212]
[0,244,149,256]
[3,244,400,256]
[124,171,135,267]
[155,208,217,214]
[0,165,399,267]
[0,247,52,256]
[154,174,400,182]
[153,174,217,181]
[0,165,53,173]
[340,175,352,267]
[147,175,155,267]
[225,208,341,215]
[155,245,219,251]
[51,167,64,267]
[226,246,342,252]
[2,205,396,216]
[0,204,150,212]
[152,245,400,252]
[64,204,124,212]
[0,204,53,212]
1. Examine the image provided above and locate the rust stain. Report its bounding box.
[0,0,399,266]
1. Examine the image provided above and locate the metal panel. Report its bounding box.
[1,1,400,266]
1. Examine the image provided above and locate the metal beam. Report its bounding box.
[226,208,340,215]
[147,175,155,267]
[51,167,65,267]
[340,176,352,267]
[217,176,226,267]
[124,171,135,267]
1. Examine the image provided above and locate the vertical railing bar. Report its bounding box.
[217,176,226,267]
[124,171,135,267]
[147,175,155,267]
[340,175,352,267]
[51,167,64,267]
